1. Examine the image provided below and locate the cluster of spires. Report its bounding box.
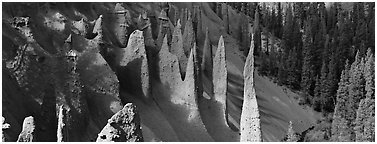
[3,2,261,142]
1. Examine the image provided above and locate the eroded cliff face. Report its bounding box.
[3,2,316,142]
[1,2,248,142]
[3,3,123,141]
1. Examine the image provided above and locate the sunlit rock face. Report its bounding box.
[171,19,188,80]
[240,36,262,142]
[96,103,143,142]
[158,36,182,88]
[57,106,67,142]
[17,116,36,142]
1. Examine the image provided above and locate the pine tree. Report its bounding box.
[301,19,315,104]
[331,60,350,141]
[268,36,278,77]
[282,3,294,52]
[346,51,366,141]
[286,48,300,89]
[352,3,368,53]
[336,10,353,69]
[363,49,374,100]
[354,48,375,142]
[313,75,322,111]
[366,3,374,50]
[253,4,261,56]
[276,2,283,38]
[277,54,288,86]
[327,51,339,108]
[281,4,303,86]
[354,97,375,142]
[319,60,334,113]
[286,121,299,142]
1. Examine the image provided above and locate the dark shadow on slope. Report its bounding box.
[118,57,144,103]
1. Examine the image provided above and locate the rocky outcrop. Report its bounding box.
[240,35,262,142]
[171,19,188,80]
[11,17,34,42]
[2,117,10,142]
[92,15,104,44]
[57,106,68,142]
[96,103,143,142]
[17,116,36,142]
[182,11,195,57]
[115,30,150,101]
[71,18,88,36]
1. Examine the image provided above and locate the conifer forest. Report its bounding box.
[1,2,375,142]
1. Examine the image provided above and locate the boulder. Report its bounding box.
[96,103,143,142]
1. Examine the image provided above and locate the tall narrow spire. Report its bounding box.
[240,34,262,142]
[213,35,228,122]
[171,19,188,80]
[57,106,68,142]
